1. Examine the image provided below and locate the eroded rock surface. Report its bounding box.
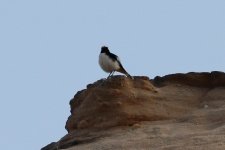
[42,72,225,150]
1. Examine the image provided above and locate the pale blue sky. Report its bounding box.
[0,0,224,149]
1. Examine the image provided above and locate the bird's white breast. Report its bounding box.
[99,53,120,73]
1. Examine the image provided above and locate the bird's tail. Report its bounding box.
[126,72,134,79]
[118,64,134,79]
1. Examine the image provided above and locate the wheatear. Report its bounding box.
[99,46,133,79]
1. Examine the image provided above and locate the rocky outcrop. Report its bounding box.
[42,71,225,150]
[154,71,225,87]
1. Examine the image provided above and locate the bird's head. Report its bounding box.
[101,46,110,53]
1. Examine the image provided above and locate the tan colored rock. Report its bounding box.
[66,76,162,133]
[42,72,225,150]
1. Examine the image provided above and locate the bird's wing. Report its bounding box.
[108,52,119,62]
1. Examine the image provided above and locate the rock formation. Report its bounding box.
[42,71,225,150]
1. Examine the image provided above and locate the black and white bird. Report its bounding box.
[99,46,133,79]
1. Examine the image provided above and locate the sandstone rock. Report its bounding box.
[42,72,225,150]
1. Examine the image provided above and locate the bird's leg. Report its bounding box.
[107,71,113,79]
[111,71,115,76]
